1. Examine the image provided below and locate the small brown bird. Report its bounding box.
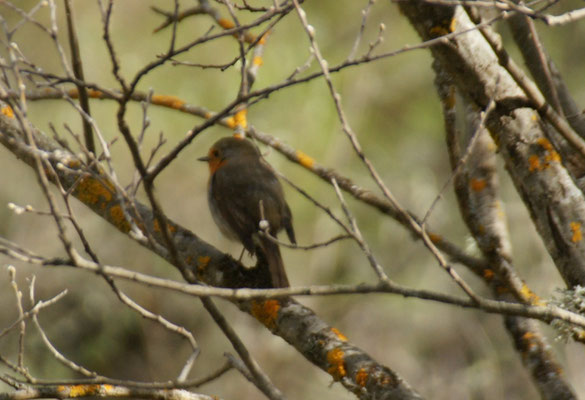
[198,136,295,288]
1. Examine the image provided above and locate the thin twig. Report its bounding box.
[7,266,27,372]
[200,298,285,400]
[348,0,376,61]
[3,241,585,330]
[63,0,95,154]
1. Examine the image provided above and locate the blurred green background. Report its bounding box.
[1,1,585,399]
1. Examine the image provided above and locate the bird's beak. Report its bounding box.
[197,155,210,162]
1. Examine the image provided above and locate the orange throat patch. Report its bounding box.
[208,157,226,174]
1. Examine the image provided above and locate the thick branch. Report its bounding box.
[398,1,585,288]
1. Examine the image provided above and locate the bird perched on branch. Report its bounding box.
[198,136,295,288]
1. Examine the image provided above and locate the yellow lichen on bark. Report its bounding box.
[482,269,494,281]
[1,105,14,118]
[109,204,131,233]
[252,56,263,66]
[428,232,442,243]
[197,255,211,271]
[327,348,346,380]
[296,150,314,169]
[151,94,185,110]
[519,283,542,306]
[570,222,582,243]
[356,368,368,387]
[529,138,561,172]
[470,178,486,192]
[153,218,177,234]
[218,18,235,29]
[58,384,114,397]
[74,176,113,208]
[528,155,541,172]
[331,327,348,342]
[233,109,247,129]
[251,299,280,329]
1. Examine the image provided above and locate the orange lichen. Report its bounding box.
[152,218,176,233]
[429,18,455,37]
[74,176,113,207]
[1,105,14,118]
[151,94,185,110]
[59,384,110,397]
[331,327,348,342]
[196,255,210,277]
[428,232,442,243]
[570,222,582,243]
[537,137,553,151]
[429,26,449,36]
[218,18,235,29]
[109,205,131,233]
[449,17,457,33]
[233,109,247,129]
[538,138,561,164]
[376,373,395,386]
[528,155,541,172]
[530,138,561,172]
[296,150,314,169]
[67,159,82,168]
[356,368,368,387]
[470,178,487,192]
[327,348,346,380]
[252,56,263,66]
[520,283,542,306]
[87,89,106,99]
[522,332,535,342]
[197,255,211,271]
[225,116,236,129]
[251,299,280,329]
[67,88,107,100]
[482,269,494,281]
[258,32,269,45]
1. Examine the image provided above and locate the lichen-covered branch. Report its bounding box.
[398,1,585,288]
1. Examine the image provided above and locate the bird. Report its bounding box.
[198,136,296,288]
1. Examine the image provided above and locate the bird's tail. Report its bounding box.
[257,237,290,288]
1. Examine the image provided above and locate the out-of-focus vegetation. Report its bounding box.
[1,1,585,399]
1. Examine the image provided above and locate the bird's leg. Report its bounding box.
[257,199,270,233]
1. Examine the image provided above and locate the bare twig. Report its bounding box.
[63,0,95,154]
[200,298,285,400]
[348,0,376,61]
[7,266,26,370]
[28,278,99,378]
[2,241,585,330]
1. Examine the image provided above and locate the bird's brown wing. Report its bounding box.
[210,165,257,252]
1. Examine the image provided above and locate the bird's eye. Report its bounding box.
[212,149,219,158]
